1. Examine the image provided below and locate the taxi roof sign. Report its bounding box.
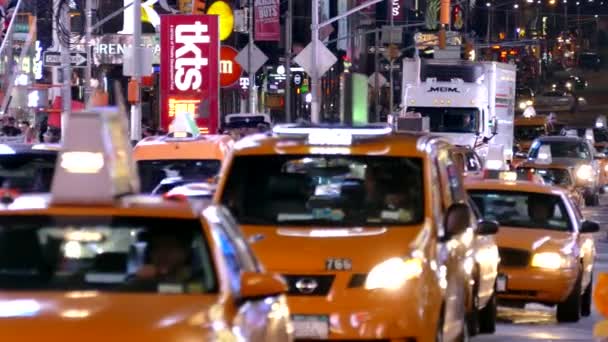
[50,107,140,205]
[169,112,199,138]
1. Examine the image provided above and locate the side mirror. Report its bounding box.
[477,219,499,235]
[490,117,499,135]
[442,203,471,241]
[240,272,287,301]
[580,220,600,234]
[515,151,528,159]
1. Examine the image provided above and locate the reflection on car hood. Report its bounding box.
[496,227,575,253]
[0,292,220,341]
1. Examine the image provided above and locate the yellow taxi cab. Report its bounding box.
[465,179,599,323]
[133,113,233,194]
[593,272,608,337]
[514,115,551,153]
[0,107,292,341]
[516,164,585,208]
[450,145,484,180]
[214,123,494,341]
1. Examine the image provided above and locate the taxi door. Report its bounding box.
[213,217,291,342]
[433,146,471,340]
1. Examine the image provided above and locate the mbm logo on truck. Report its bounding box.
[160,15,220,134]
[427,87,460,93]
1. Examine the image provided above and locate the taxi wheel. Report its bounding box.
[556,274,582,323]
[435,306,445,342]
[478,290,497,334]
[467,274,480,337]
[582,273,593,317]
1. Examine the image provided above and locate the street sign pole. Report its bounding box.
[284,0,292,122]
[310,0,383,123]
[60,0,72,140]
[131,0,142,141]
[248,0,255,113]
[311,0,319,123]
[84,0,93,106]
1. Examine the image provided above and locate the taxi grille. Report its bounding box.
[283,275,335,296]
[498,247,531,267]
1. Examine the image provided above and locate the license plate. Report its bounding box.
[292,315,329,339]
[496,274,507,292]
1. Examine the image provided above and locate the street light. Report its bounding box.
[514,3,519,8]
[486,2,491,6]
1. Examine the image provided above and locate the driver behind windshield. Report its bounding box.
[528,196,556,225]
[134,232,192,283]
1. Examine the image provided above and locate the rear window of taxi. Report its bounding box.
[138,159,222,193]
[0,215,217,294]
[220,155,424,226]
[468,190,572,232]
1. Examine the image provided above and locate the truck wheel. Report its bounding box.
[478,289,497,334]
[556,274,582,323]
[582,272,593,317]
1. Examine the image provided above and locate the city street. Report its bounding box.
[474,197,608,341]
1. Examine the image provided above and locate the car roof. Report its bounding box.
[232,131,438,157]
[534,135,585,143]
[0,193,202,219]
[464,179,567,196]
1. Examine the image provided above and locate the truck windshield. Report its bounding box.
[514,125,545,141]
[407,107,479,133]
[220,155,424,226]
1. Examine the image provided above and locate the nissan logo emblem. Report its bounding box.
[295,278,318,294]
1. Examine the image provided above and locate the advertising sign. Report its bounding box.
[160,15,220,134]
[220,46,242,88]
[254,0,280,41]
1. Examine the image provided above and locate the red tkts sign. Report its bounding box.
[160,15,219,134]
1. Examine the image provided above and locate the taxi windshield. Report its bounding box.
[138,160,222,193]
[0,153,56,193]
[528,141,591,160]
[221,155,424,226]
[514,125,545,141]
[517,168,572,187]
[407,107,478,133]
[468,190,571,231]
[0,216,217,293]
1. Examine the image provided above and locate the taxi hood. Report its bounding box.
[496,227,575,252]
[0,293,222,341]
[242,220,432,272]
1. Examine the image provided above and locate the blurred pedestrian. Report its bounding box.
[2,117,21,136]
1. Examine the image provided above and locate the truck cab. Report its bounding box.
[398,59,516,164]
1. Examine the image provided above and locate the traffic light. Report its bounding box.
[192,0,206,14]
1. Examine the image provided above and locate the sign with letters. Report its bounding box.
[160,15,220,134]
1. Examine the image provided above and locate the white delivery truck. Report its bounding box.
[395,58,516,165]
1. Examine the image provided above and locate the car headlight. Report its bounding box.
[526,100,534,106]
[604,164,608,172]
[566,82,572,89]
[364,257,423,290]
[576,164,594,180]
[530,252,570,269]
[519,101,527,110]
